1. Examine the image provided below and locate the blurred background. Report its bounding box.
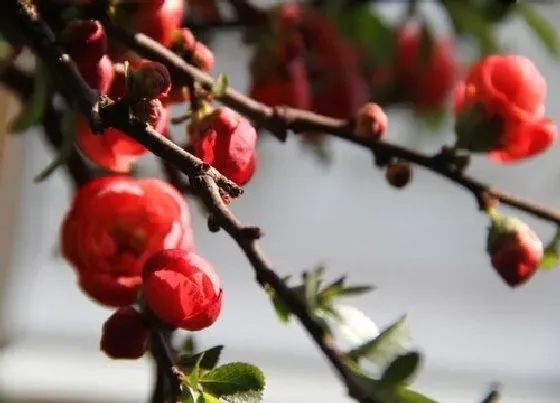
[1,1,560,402]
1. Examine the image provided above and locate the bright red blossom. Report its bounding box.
[101,307,149,359]
[143,249,223,330]
[61,176,194,307]
[454,55,556,163]
[487,215,543,287]
[189,107,257,186]
[132,0,184,48]
[76,106,168,173]
[395,24,458,110]
[61,20,114,95]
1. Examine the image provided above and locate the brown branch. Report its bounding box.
[103,22,560,225]
[191,174,378,403]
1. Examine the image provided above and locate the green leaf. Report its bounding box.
[200,362,265,403]
[335,5,395,65]
[9,61,48,134]
[380,352,422,387]
[319,276,347,300]
[540,228,560,270]
[181,335,197,355]
[337,285,375,297]
[197,392,220,403]
[34,108,77,182]
[441,0,498,55]
[211,74,229,98]
[347,315,411,366]
[303,266,325,308]
[268,278,292,323]
[354,376,437,403]
[178,345,224,372]
[541,247,558,270]
[516,2,559,58]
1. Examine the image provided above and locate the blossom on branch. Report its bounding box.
[61,176,194,307]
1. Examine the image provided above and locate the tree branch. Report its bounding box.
[103,22,560,225]
[191,174,378,403]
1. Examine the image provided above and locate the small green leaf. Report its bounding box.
[178,345,224,372]
[268,282,292,323]
[303,266,325,308]
[337,285,375,297]
[441,0,498,55]
[200,362,265,403]
[389,387,438,403]
[319,276,347,300]
[347,315,411,366]
[197,392,220,403]
[9,61,48,134]
[336,5,395,65]
[516,2,560,58]
[181,336,197,355]
[380,352,422,386]
[541,247,558,270]
[540,228,560,270]
[211,74,229,98]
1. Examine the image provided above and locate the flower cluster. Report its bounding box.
[61,176,223,359]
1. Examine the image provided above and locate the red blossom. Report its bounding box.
[61,20,114,95]
[487,215,543,287]
[454,55,556,163]
[75,107,168,173]
[189,107,257,186]
[132,0,184,48]
[395,24,458,110]
[100,307,149,359]
[61,176,194,307]
[143,249,223,331]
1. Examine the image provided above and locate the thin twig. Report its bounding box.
[191,174,379,403]
[103,22,560,225]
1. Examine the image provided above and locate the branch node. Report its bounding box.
[207,214,221,233]
[239,226,263,240]
[268,106,289,142]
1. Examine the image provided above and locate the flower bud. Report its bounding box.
[100,307,149,359]
[143,249,223,331]
[132,61,172,99]
[355,103,388,140]
[386,162,412,189]
[487,213,543,287]
[171,28,196,54]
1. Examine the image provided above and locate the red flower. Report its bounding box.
[355,103,388,139]
[132,0,184,48]
[61,20,114,95]
[75,106,168,172]
[100,306,149,359]
[143,249,223,330]
[189,107,257,186]
[395,24,458,110]
[487,214,543,287]
[454,55,556,163]
[250,58,310,110]
[61,176,194,307]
